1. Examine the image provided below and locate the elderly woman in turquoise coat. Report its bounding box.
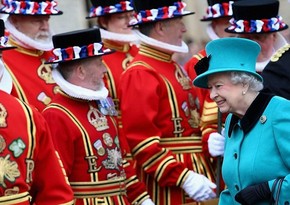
[193,37,290,205]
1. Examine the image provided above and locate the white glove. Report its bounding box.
[208,130,225,157]
[182,170,217,202]
[141,198,155,205]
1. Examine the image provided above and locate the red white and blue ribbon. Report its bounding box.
[0,36,8,47]
[88,1,133,18]
[202,1,233,20]
[0,0,62,15]
[130,1,190,25]
[48,43,112,63]
[227,15,287,33]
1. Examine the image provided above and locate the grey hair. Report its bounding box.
[230,72,263,92]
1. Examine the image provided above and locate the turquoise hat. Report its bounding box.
[193,38,262,89]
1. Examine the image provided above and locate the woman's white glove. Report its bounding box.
[141,198,155,205]
[182,170,216,202]
[208,129,225,157]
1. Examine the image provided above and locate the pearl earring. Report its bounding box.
[242,91,246,95]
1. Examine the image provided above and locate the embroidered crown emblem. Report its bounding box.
[87,105,109,131]
[38,59,55,84]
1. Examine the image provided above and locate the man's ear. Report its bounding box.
[8,15,18,27]
[98,17,108,29]
[154,21,166,36]
[76,64,86,80]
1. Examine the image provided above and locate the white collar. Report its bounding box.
[256,61,269,73]
[52,67,108,101]
[0,60,12,94]
[5,18,54,51]
[206,23,220,40]
[133,30,189,53]
[274,32,288,50]
[99,28,139,44]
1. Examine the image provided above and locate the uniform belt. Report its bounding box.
[70,178,127,198]
[0,192,31,205]
[160,136,202,154]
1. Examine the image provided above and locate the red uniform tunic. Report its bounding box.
[102,40,138,156]
[3,39,57,112]
[42,90,130,205]
[119,44,215,205]
[0,90,74,205]
[102,40,151,205]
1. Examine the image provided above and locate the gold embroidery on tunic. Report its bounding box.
[37,59,55,84]
[85,155,102,172]
[0,103,7,128]
[0,135,6,153]
[175,66,191,90]
[25,159,34,183]
[122,53,134,69]
[4,186,19,196]
[188,93,200,128]
[0,155,20,188]
[172,117,184,135]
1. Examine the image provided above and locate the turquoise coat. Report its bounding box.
[219,92,290,205]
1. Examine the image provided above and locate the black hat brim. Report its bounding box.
[200,15,231,22]
[225,25,289,34]
[129,11,195,27]
[45,49,115,64]
[86,9,133,19]
[0,11,63,15]
[0,46,17,51]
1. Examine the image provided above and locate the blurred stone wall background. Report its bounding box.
[47,0,289,65]
[50,0,290,43]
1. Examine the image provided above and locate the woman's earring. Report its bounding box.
[242,91,246,95]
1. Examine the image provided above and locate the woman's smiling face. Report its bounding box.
[208,72,245,115]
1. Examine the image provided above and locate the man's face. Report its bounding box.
[159,17,187,46]
[104,11,135,34]
[82,57,107,91]
[212,18,236,38]
[238,33,276,62]
[11,15,51,43]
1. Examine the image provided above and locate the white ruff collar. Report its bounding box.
[5,19,54,51]
[256,61,269,73]
[52,67,108,101]
[274,32,288,51]
[206,23,220,40]
[100,28,139,43]
[0,60,12,94]
[133,30,189,53]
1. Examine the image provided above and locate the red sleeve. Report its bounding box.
[116,126,150,204]
[30,110,74,204]
[42,108,79,177]
[123,159,151,204]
